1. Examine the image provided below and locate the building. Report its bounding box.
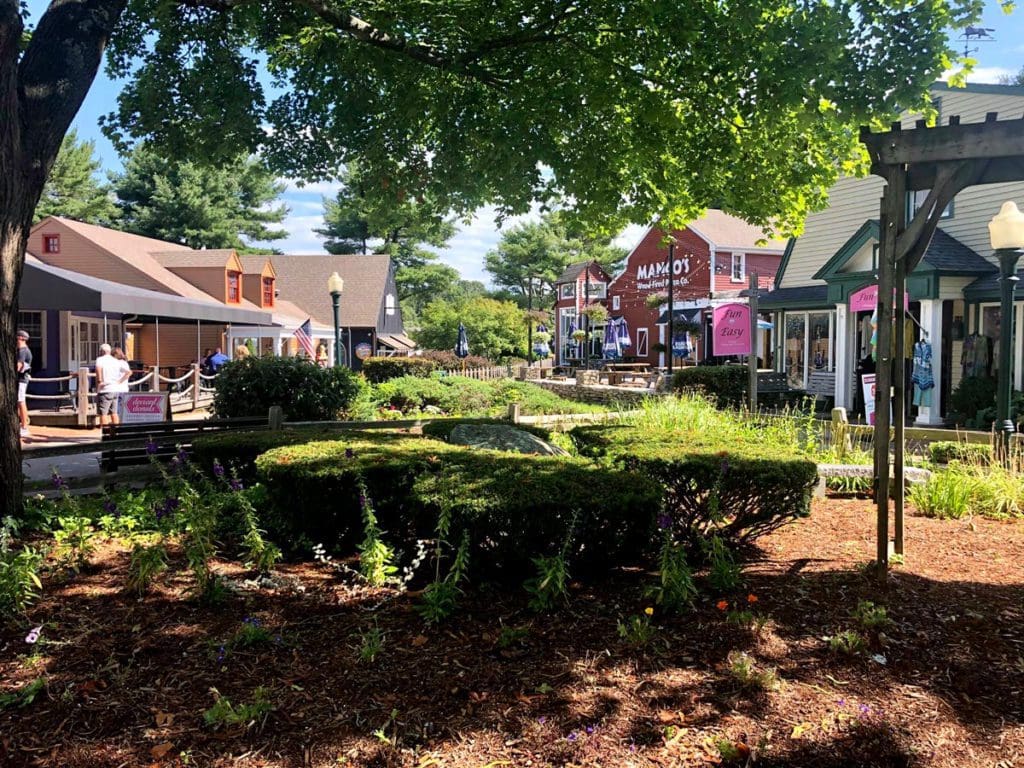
[759,82,1024,425]
[552,210,785,367]
[552,261,613,365]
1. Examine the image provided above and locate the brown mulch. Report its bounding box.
[2,500,1023,768]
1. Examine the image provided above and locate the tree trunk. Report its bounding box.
[0,217,30,517]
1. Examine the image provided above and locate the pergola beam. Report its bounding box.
[861,115,1024,167]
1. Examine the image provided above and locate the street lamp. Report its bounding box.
[327,271,344,367]
[988,201,1024,459]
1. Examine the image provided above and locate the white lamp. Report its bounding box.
[327,272,345,295]
[989,201,1024,250]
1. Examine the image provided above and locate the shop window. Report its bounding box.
[43,234,60,254]
[585,282,607,299]
[559,283,575,299]
[731,253,745,282]
[227,271,241,303]
[785,314,807,389]
[262,277,275,307]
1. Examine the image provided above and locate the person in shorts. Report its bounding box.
[16,329,31,439]
[95,343,128,426]
[112,346,132,413]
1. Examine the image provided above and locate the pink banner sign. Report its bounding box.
[712,303,751,356]
[118,392,169,424]
[849,284,909,313]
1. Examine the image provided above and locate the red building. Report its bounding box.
[553,211,785,367]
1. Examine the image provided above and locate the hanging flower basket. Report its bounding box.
[533,330,552,344]
[580,303,608,323]
[645,293,668,310]
[571,329,588,341]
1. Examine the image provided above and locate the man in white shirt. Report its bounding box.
[95,344,129,426]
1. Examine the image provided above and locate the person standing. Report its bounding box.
[112,347,132,416]
[15,329,32,440]
[95,343,128,427]
[208,347,229,373]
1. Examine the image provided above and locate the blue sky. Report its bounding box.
[26,0,1024,284]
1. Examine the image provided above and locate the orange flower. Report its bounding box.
[716,600,729,611]
[747,594,758,604]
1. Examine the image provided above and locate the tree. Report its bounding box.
[0,0,1003,511]
[999,67,1024,86]
[416,297,527,361]
[316,164,456,267]
[110,146,289,250]
[34,129,119,226]
[484,213,627,306]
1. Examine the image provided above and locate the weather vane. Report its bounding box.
[957,25,997,58]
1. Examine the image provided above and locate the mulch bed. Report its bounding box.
[2,499,1023,767]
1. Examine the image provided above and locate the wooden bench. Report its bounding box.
[814,463,931,497]
[807,371,836,410]
[100,416,269,472]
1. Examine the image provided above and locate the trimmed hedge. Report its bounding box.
[419,418,554,442]
[254,433,661,575]
[929,440,992,466]
[672,366,749,407]
[192,427,346,479]
[573,424,817,549]
[212,356,360,420]
[361,356,438,383]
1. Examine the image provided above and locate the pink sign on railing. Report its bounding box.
[712,303,751,356]
[849,284,909,313]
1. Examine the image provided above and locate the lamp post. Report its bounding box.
[327,271,344,367]
[989,201,1024,460]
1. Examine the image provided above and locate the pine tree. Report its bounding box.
[33,129,119,226]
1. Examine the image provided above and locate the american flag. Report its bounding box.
[293,318,316,359]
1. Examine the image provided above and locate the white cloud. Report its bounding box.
[942,66,1015,83]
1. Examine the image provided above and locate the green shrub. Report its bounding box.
[928,441,992,466]
[212,356,360,421]
[672,366,749,407]
[574,423,816,551]
[375,375,452,411]
[419,349,493,370]
[361,356,438,383]
[949,375,997,425]
[192,427,344,478]
[254,433,661,575]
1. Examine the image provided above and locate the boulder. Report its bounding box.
[449,424,569,456]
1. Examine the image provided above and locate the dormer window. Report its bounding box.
[43,234,60,254]
[227,271,241,303]
[559,284,576,299]
[262,277,275,307]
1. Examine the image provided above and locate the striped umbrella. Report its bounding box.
[455,323,470,359]
[602,323,622,359]
[616,317,632,348]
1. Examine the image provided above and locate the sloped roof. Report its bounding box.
[758,284,829,309]
[151,250,239,268]
[923,229,996,274]
[686,210,787,250]
[555,261,610,284]
[269,255,393,328]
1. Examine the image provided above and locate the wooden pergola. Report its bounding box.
[860,111,1024,577]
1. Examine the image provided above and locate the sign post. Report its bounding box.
[712,303,752,357]
[119,392,169,424]
[748,272,758,412]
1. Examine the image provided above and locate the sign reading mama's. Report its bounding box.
[712,303,751,356]
[118,392,169,424]
[635,257,691,291]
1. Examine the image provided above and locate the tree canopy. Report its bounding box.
[33,129,119,226]
[110,146,289,250]
[484,213,627,306]
[415,297,527,361]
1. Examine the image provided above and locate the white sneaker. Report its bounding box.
[19,428,30,438]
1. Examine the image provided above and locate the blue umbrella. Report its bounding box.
[616,317,632,348]
[673,331,691,359]
[455,323,470,359]
[602,323,622,359]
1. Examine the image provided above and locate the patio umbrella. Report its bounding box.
[616,317,632,348]
[455,323,470,359]
[672,330,691,359]
[602,322,622,359]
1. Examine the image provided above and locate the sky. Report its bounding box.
[26,0,1024,285]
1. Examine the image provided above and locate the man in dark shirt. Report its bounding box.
[16,329,32,439]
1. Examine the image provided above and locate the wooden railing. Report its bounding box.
[438,365,513,381]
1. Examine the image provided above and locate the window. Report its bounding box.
[559,308,577,363]
[17,311,44,370]
[730,253,745,283]
[907,189,953,220]
[783,310,835,389]
[227,271,241,303]
[385,293,396,316]
[612,295,621,311]
[636,328,649,357]
[584,282,607,299]
[261,277,275,307]
[559,283,576,300]
[43,234,60,254]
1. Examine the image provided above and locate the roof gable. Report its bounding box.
[270,254,395,328]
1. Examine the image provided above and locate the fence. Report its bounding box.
[438,365,513,381]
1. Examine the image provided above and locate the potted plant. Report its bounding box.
[652,342,667,353]
[580,303,608,324]
[571,329,588,342]
[645,293,667,310]
[533,330,552,344]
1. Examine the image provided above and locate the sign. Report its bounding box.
[635,256,691,291]
[712,303,751,356]
[861,373,876,426]
[119,392,169,424]
[849,284,910,313]
[355,342,372,360]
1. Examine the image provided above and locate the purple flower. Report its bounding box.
[145,439,159,455]
[176,447,189,463]
[51,471,66,490]
[217,644,226,663]
[103,499,119,517]
[859,703,870,715]
[657,514,673,530]
[212,460,225,477]
[537,716,546,724]
[345,448,355,459]
[229,478,243,492]
[25,626,42,644]
[837,698,846,707]
[566,732,578,742]
[155,497,180,520]
[243,616,260,627]
[585,725,595,735]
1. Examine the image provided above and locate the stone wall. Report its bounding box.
[534,379,667,406]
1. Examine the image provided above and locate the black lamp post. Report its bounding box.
[990,202,1024,460]
[327,271,344,367]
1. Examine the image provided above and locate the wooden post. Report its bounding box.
[151,365,160,393]
[831,407,851,458]
[508,402,521,424]
[268,405,284,430]
[191,363,201,411]
[76,367,90,427]
[893,257,907,557]
[748,271,758,412]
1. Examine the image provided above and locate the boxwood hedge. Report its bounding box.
[253,433,661,575]
[928,440,992,466]
[573,424,817,549]
[361,356,439,383]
